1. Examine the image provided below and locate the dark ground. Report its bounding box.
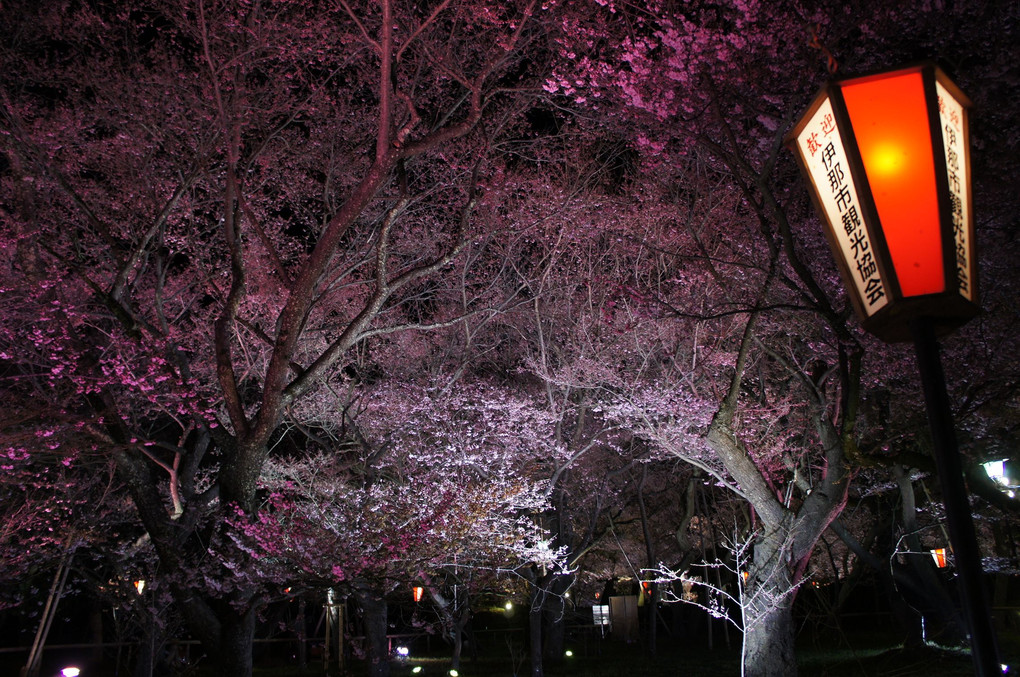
[6,623,1019,677]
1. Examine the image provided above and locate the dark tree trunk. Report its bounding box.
[450,607,470,670]
[88,600,104,669]
[742,589,795,677]
[355,584,390,677]
[296,597,308,670]
[645,584,659,655]
[115,449,259,677]
[133,609,169,677]
[636,466,661,655]
[541,574,571,663]
[132,624,154,677]
[527,573,545,677]
[213,608,257,677]
[892,466,965,645]
[740,534,798,677]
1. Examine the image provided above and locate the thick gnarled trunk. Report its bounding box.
[115,447,259,677]
[522,566,575,677]
[741,588,795,677]
[354,583,390,677]
[449,606,471,670]
[738,530,798,677]
[541,574,572,663]
[699,309,854,677]
[213,610,257,677]
[528,578,545,677]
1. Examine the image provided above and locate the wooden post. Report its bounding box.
[324,588,334,671]
[297,597,307,669]
[21,535,74,677]
[336,600,345,675]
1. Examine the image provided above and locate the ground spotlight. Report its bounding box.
[60,669,81,677]
[412,668,423,675]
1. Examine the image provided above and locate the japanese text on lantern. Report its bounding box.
[797,98,888,315]
[936,81,973,301]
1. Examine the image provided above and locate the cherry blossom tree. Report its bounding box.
[536,1,1020,674]
[1,1,558,674]
[225,381,565,676]
[474,171,660,674]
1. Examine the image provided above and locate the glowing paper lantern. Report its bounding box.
[786,62,978,342]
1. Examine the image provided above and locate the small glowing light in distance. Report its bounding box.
[565,650,574,657]
[396,646,409,657]
[449,670,459,677]
[984,460,1006,484]
[504,601,513,611]
[61,669,82,677]
[412,668,423,675]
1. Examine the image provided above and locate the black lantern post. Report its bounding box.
[785,62,1001,676]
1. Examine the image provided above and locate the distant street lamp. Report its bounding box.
[786,62,1000,676]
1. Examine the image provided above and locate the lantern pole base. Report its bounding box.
[910,317,1001,676]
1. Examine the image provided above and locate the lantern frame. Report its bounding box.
[785,61,979,342]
